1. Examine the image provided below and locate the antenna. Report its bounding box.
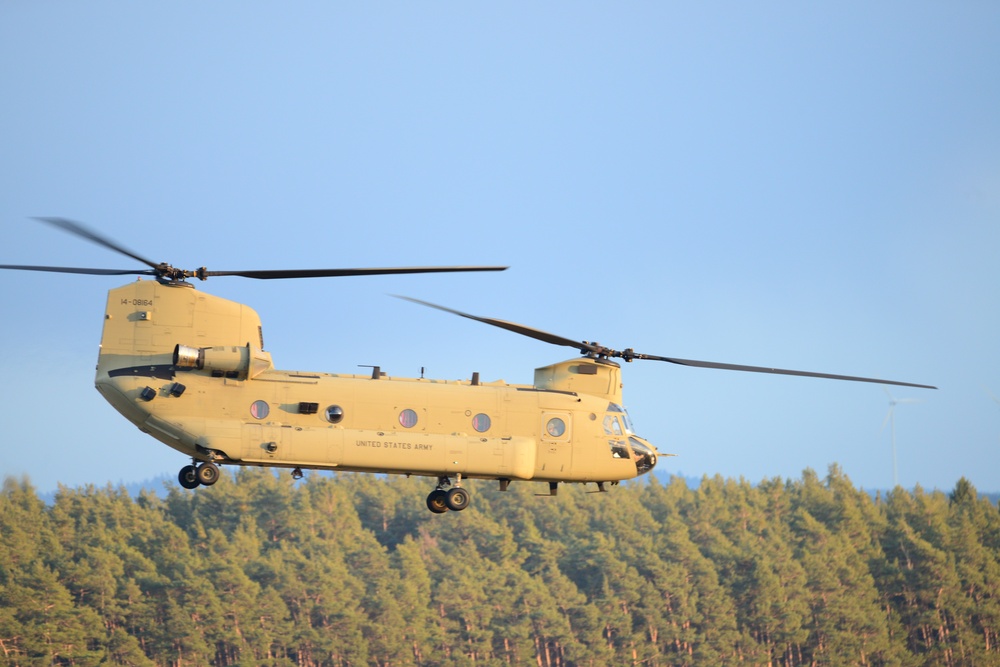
[881,387,922,487]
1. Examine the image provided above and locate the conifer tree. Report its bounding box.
[2,469,999,666]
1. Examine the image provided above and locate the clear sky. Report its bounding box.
[1,2,998,495]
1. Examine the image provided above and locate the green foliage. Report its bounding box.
[1,469,998,666]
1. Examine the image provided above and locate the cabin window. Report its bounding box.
[603,415,623,436]
[325,405,344,424]
[472,413,491,432]
[399,408,418,428]
[545,417,566,437]
[250,400,269,420]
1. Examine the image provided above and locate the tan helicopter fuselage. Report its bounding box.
[94,279,659,486]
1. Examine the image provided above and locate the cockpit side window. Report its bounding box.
[608,438,630,459]
[604,407,631,459]
[603,415,623,436]
[606,402,634,433]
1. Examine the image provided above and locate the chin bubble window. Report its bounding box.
[399,408,418,428]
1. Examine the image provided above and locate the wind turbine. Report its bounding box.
[881,388,922,487]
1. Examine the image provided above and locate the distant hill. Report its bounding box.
[36,474,174,505]
[654,468,999,505]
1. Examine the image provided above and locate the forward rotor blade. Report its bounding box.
[204,266,508,280]
[0,264,155,276]
[394,296,937,390]
[632,353,937,389]
[33,217,160,270]
[393,295,599,353]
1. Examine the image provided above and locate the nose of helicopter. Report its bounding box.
[629,435,658,475]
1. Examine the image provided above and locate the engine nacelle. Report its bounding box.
[173,344,273,379]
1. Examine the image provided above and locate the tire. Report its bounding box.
[178,465,200,489]
[446,487,470,512]
[426,489,449,514]
[196,462,220,486]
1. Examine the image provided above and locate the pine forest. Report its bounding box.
[1,467,999,667]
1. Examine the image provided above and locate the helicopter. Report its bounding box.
[2,218,936,513]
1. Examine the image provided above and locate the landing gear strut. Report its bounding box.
[426,475,471,513]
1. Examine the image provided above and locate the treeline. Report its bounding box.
[1,467,998,667]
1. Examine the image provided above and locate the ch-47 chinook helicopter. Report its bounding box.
[3,218,936,513]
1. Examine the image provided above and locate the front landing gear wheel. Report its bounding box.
[196,462,220,486]
[426,489,449,514]
[446,487,471,511]
[178,465,199,490]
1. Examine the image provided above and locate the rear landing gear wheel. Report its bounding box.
[196,462,220,486]
[426,489,449,514]
[178,465,199,490]
[446,487,470,511]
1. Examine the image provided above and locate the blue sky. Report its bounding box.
[2,2,998,495]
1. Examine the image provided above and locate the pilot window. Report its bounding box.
[609,439,631,459]
[606,403,635,433]
[604,411,630,459]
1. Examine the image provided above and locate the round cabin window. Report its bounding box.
[250,400,269,420]
[546,417,566,437]
[472,413,491,432]
[325,405,344,424]
[399,409,418,428]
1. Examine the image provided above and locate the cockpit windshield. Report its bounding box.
[606,403,634,433]
[604,403,656,474]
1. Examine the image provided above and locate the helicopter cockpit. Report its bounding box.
[604,403,657,475]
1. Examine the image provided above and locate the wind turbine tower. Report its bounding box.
[882,388,922,488]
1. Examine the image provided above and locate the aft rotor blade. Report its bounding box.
[0,264,156,276]
[393,295,599,353]
[204,266,508,280]
[33,217,161,270]
[632,353,937,389]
